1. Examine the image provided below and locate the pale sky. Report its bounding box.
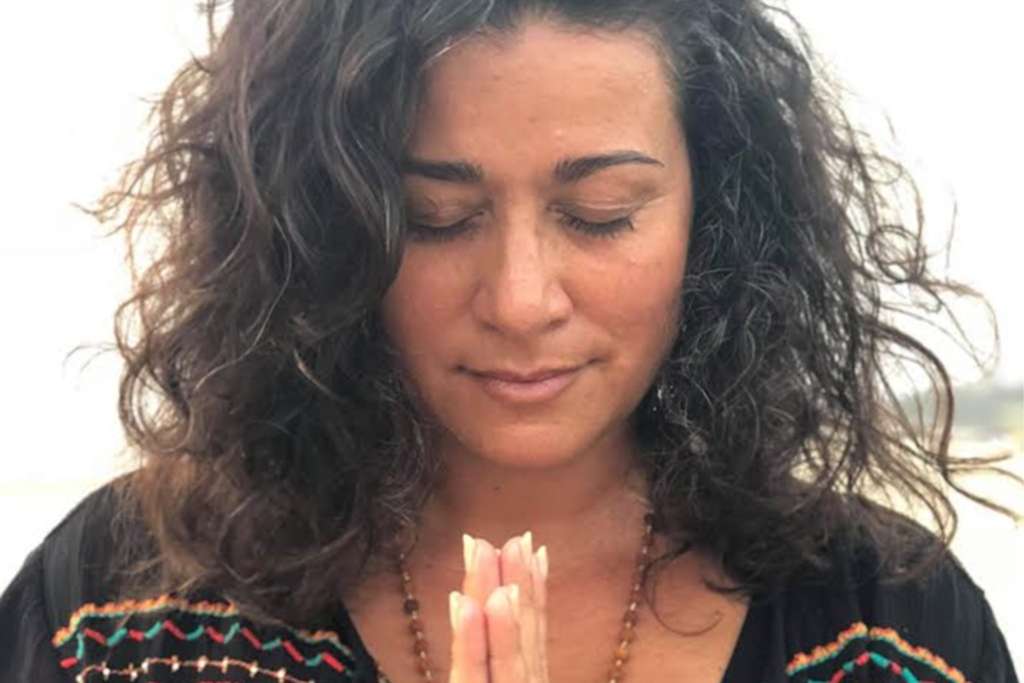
[0,1,1020,663]
[787,0,1024,385]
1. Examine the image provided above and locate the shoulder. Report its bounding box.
[1,476,371,683]
[774,511,1017,682]
[0,478,131,683]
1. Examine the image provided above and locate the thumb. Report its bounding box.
[485,585,529,683]
[449,592,488,683]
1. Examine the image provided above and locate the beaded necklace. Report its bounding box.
[385,513,655,683]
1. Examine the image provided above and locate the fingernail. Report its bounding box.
[449,591,462,630]
[522,531,533,561]
[538,545,548,580]
[462,534,476,573]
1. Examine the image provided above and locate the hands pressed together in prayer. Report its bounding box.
[448,532,551,683]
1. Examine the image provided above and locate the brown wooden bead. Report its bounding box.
[403,598,420,614]
[615,641,630,661]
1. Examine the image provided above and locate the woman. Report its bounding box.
[0,1,1018,681]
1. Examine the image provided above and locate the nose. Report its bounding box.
[471,217,572,338]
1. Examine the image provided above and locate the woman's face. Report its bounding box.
[382,20,692,468]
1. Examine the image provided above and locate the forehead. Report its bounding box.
[407,20,679,171]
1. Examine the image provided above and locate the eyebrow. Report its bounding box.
[401,150,663,184]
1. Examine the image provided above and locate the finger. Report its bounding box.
[534,545,549,676]
[449,592,488,683]
[499,532,533,600]
[484,584,528,683]
[500,534,538,677]
[462,535,502,613]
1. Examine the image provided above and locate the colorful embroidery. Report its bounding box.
[785,622,969,683]
[786,622,870,673]
[52,595,358,681]
[74,656,323,683]
[53,595,345,651]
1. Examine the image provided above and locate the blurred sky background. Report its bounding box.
[0,0,1020,666]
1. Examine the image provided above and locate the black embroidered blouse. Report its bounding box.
[0,481,1017,682]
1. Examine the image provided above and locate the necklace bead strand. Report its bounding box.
[608,514,653,683]
[394,513,654,683]
[398,559,436,681]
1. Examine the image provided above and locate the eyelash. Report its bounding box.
[406,212,636,243]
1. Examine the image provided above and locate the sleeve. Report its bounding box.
[0,477,133,683]
[867,549,1019,683]
[0,545,72,683]
[968,574,1018,683]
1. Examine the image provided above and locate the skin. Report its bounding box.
[452,533,548,682]
[378,18,694,682]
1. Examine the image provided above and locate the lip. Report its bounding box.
[463,365,584,403]
[472,366,578,382]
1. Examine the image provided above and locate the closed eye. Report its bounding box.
[558,213,635,237]
[406,211,635,243]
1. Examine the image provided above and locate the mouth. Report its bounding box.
[461,364,586,404]
[469,366,580,382]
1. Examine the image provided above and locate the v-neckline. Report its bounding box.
[333,589,774,682]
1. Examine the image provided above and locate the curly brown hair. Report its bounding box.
[93,0,1018,629]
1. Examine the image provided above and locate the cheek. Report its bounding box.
[599,227,688,345]
[599,246,688,403]
[605,266,683,361]
[382,250,464,350]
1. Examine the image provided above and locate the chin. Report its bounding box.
[444,420,615,469]
[480,444,579,469]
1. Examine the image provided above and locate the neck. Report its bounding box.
[406,429,652,581]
